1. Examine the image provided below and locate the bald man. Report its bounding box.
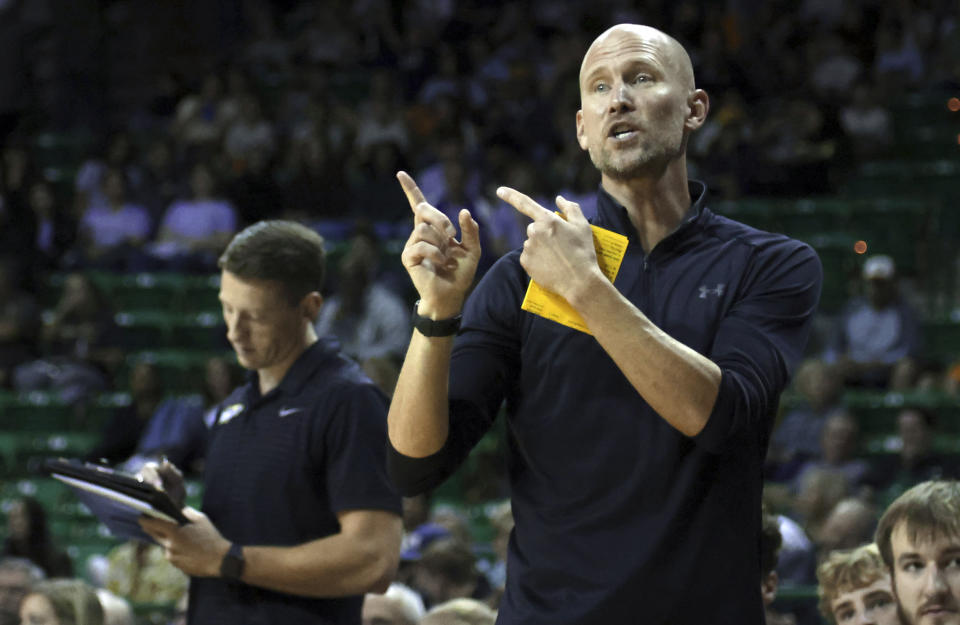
[388,24,822,624]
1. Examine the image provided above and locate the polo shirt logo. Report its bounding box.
[698,283,725,299]
[278,407,302,418]
[219,403,244,425]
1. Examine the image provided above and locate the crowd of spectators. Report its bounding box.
[0,0,959,623]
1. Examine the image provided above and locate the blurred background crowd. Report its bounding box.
[0,0,959,623]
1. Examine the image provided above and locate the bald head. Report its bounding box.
[580,24,695,93]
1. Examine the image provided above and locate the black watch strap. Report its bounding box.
[412,300,462,337]
[220,543,245,581]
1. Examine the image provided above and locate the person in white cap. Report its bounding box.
[826,254,921,388]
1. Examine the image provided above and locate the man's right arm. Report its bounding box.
[388,328,455,458]
[387,171,481,486]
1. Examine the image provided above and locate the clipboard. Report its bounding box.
[43,458,189,542]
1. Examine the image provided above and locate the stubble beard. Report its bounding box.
[588,137,682,181]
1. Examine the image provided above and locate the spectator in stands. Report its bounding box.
[74,131,143,218]
[137,138,179,228]
[768,358,847,481]
[409,539,491,611]
[0,557,44,625]
[222,94,276,173]
[826,255,922,389]
[314,228,410,370]
[102,541,188,606]
[171,72,228,152]
[0,257,40,388]
[278,128,347,220]
[793,411,872,496]
[362,583,425,625]
[760,508,798,625]
[19,578,104,625]
[816,543,899,625]
[85,361,163,465]
[201,355,242,427]
[795,467,853,550]
[14,273,120,403]
[771,508,819,588]
[75,167,152,271]
[147,162,238,272]
[119,388,207,476]
[817,498,879,558]
[875,480,960,625]
[865,407,959,505]
[483,502,512,594]
[94,589,132,625]
[26,179,73,271]
[1,498,71,578]
[0,143,39,266]
[839,81,893,160]
[420,598,496,625]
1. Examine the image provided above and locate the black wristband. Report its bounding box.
[412,300,462,337]
[220,543,245,581]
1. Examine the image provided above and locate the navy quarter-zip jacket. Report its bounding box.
[389,181,822,625]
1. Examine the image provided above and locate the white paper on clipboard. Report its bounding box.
[51,473,180,524]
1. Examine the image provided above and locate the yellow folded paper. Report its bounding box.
[520,224,629,334]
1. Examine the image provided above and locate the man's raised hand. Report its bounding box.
[397,171,480,319]
[496,187,601,303]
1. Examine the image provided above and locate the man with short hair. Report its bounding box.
[141,220,403,624]
[875,480,960,625]
[388,23,821,624]
[816,543,899,625]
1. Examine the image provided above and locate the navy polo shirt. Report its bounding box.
[389,182,822,624]
[190,337,402,625]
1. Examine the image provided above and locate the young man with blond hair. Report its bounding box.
[817,543,900,624]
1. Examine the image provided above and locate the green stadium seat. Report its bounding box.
[922,318,960,366]
[0,391,78,432]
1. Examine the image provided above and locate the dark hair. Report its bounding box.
[875,480,960,569]
[217,220,326,305]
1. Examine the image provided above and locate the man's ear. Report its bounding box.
[576,110,588,151]
[685,89,710,131]
[301,292,323,322]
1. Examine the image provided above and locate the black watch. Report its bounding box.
[412,300,462,337]
[220,543,245,581]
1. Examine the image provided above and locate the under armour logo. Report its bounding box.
[698,283,725,299]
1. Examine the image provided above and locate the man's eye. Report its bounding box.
[836,608,854,622]
[867,596,893,610]
[903,561,923,573]
[633,74,651,84]
[594,82,608,92]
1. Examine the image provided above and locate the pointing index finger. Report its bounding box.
[397,170,428,212]
[496,186,552,221]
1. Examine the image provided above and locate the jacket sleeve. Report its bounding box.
[387,254,524,496]
[694,238,822,454]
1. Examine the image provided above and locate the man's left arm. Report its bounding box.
[499,188,821,441]
[141,507,402,597]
